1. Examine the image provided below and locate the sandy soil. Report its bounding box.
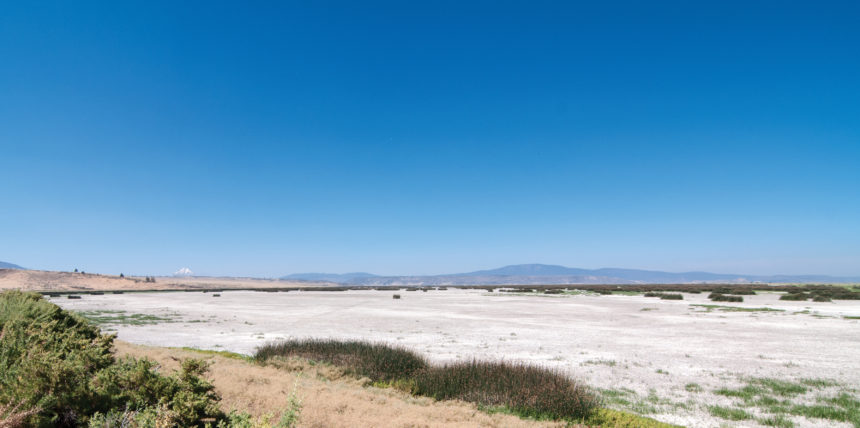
[56,289,860,428]
[0,269,328,292]
[114,341,562,428]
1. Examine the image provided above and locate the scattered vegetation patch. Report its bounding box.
[597,388,688,418]
[800,379,840,388]
[583,359,617,367]
[685,383,703,393]
[758,413,795,428]
[788,403,859,425]
[708,405,752,420]
[712,377,858,427]
[785,392,860,426]
[74,310,179,327]
[691,304,783,313]
[599,388,636,407]
[582,408,680,427]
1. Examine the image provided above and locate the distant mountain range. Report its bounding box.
[0,261,24,270]
[281,264,860,285]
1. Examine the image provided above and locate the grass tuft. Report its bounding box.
[758,414,795,428]
[708,405,752,420]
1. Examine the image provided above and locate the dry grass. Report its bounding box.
[114,341,566,428]
[0,402,40,428]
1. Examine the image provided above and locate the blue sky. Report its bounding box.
[1,1,859,277]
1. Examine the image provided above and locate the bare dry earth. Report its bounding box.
[56,289,860,428]
[0,269,328,292]
[114,341,562,428]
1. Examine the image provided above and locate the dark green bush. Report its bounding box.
[644,292,683,300]
[779,293,809,301]
[91,358,223,427]
[709,294,743,302]
[0,291,224,427]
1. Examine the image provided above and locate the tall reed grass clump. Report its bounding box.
[411,360,598,420]
[255,339,427,381]
[255,340,598,421]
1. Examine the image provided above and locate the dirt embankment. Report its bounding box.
[0,269,330,292]
[114,341,562,428]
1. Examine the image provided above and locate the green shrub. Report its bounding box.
[0,291,224,427]
[659,294,683,300]
[92,358,223,426]
[0,291,115,426]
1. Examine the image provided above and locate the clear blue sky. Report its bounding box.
[1,1,859,277]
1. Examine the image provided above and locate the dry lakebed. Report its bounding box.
[54,288,860,428]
